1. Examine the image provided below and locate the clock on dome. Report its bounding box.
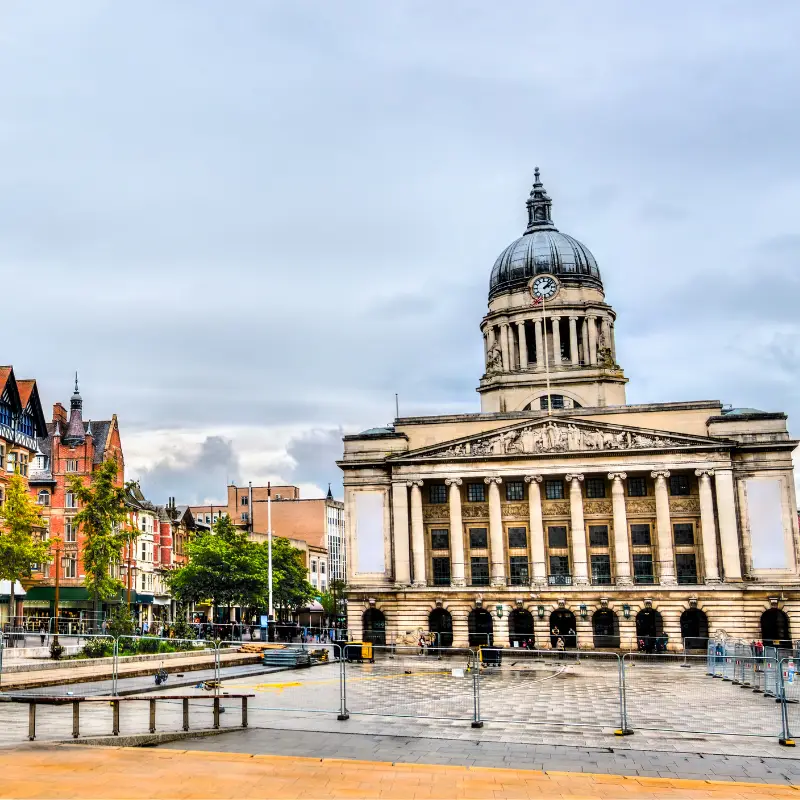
[529,273,560,302]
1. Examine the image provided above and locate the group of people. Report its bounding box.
[550,626,578,650]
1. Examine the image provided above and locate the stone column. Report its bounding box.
[408,480,426,587]
[715,469,742,581]
[508,323,517,370]
[551,317,562,365]
[391,482,411,585]
[534,319,544,371]
[517,321,528,370]
[695,469,720,583]
[565,474,589,585]
[608,473,632,585]
[587,316,598,366]
[651,471,676,585]
[500,324,510,371]
[525,475,546,585]
[609,323,616,359]
[445,478,465,587]
[601,316,612,352]
[569,317,579,366]
[581,317,590,364]
[483,332,489,367]
[485,477,505,586]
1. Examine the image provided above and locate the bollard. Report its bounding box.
[149,699,156,734]
[337,653,349,721]
[471,651,483,728]
[28,703,36,741]
[241,697,248,728]
[213,697,220,729]
[182,698,189,732]
[112,700,120,736]
[73,702,80,739]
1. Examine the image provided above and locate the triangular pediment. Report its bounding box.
[390,417,734,462]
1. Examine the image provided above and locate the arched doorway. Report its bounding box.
[761,608,791,648]
[428,608,453,648]
[635,608,664,652]
[592,609,620,648]
[508,608,534,647]
[680,608,709,650]
[549,609,577,648]
[362,608,386,646]
[468,607,493,647]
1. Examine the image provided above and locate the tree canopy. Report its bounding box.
[0,474,50,617]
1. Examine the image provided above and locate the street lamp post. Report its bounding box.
[52,544,61,647]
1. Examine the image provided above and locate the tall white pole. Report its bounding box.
[268,482,273,620]
[542,295,552,416]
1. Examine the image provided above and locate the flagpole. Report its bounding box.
[268,482,273,621]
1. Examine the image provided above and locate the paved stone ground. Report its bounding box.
[164,727,800,784]
[0,744,796,799]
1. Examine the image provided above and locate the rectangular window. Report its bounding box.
[586,478,606,498]
[432,557,451,586]
[63,558,77,579]
[505,481,524,501]
[676,553,698,584]
[507,526,527,549]
[509,556,529,586]
[547,526,568,548]
[241,496,249,506]
[669,474,691,496]
[633,554,654,584]
[545,480,564,500]
[630,523,651,546]
[540,395,564,410]
[673,522,695,546]
[66,459,79,473]
[591,554,612,585]
[311,561,317,573]
[589,525,609,547]
[320,563,325,575]
[469,528,488,549]
[65,492,77,509]
[240,512,248,522]
[470,557,489,586]
[430,529,449,550]
[466,483,485,503]
[627,477,647,497]
[141,542,147,561]
[548,555,571,585]
[428,484,447,504]
[64,518,76,543]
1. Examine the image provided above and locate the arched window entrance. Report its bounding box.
[635,608,665,652]
[468,607,493,647]
[680,608,709,650]
[428,608,453,648]
[592,609,620,648]
[362,608,386,646]
[508,608,534,647]
[549,609,577,648]
[761,608,791,647]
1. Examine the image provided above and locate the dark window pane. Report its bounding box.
[633,554,654,584]
[630,524,651,546]
[505,481,524,501]
[545,480,564,500]
[589,525,609,547]
[548,555,571,584]
[673,523,694,546]
[467,483,485,503]
[669,475,690,496]
[508,527,527,549]
[470,557,489,586]
[431,529,449,550]
[432,557,451,586]
[469,528,488,549]
[548,526,568,548]
[540,394,564,410]
[428,484,447,504]
[676,553,697,584]
[591,554,612,585]
[627,477,647,497]
[509,556,529,586]
[586,478,606,498]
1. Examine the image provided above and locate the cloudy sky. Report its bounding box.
[3,2,799,504]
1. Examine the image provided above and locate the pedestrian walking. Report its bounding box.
[39,624,46,646]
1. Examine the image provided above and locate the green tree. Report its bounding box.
[67,459,133,611]
[268,537,315,620]
[319,579,346,625]
[0,474,50,620]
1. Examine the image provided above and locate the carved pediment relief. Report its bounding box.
[393,418,729,462]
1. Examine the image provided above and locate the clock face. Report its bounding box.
[530,274,559,300]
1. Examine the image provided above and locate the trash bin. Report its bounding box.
[479,646,502,666]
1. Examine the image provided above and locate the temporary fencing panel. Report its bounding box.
[622,653,782,738]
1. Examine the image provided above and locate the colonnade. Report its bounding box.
[392,469,742,589]
[484,311,615,372]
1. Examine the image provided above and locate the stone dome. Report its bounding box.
[489,169,602,299]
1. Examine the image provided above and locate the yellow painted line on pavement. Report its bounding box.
[239,669,455,692]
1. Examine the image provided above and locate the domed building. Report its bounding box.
[339,171,800,652]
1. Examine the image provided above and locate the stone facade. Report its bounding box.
[338,173,800,651]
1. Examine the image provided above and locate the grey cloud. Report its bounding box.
[285,428,348,500]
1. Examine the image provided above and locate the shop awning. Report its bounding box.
[24,586,90,602]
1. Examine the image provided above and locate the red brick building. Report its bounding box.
[26,378,124,626]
